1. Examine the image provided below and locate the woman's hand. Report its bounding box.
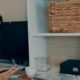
[0,65,20,80]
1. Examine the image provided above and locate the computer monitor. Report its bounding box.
[0,21,29,67]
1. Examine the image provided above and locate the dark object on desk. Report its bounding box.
[60,59,80,75]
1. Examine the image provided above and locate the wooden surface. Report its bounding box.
[19,75,31,80]
[48,0,80,32]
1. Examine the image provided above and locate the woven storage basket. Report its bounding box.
[48,0,80,32]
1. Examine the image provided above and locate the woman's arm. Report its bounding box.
[0,66,20,80]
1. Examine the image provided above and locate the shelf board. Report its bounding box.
[32,33,80,37]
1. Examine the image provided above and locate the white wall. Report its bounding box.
[0,0,27,22]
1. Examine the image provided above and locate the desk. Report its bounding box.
[19,75,31,80]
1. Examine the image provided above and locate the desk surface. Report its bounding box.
[19,75,31,80]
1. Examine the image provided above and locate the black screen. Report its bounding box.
[0,21,29,66]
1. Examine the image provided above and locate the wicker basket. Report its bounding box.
[48,0,80,33]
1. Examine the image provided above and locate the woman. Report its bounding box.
[0,65,20,80]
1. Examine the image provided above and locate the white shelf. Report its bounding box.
[32,33,80,37]
[27,0,80,67]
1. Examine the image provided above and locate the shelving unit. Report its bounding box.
[26,0,49,67]
[31,33,80,37]
[27,0,80,67]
